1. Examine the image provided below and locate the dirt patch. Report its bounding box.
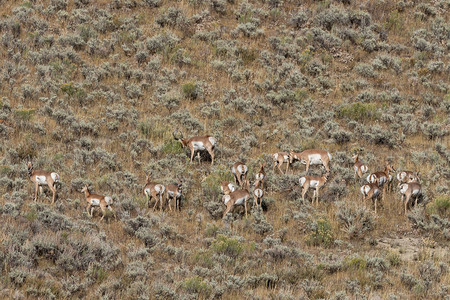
[377,237,448,261]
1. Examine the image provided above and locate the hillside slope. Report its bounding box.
[0,0,449,299]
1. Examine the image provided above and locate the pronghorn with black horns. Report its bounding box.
[288,149,332,174]
[360,183,381,213]
[27,160,60,204]
[165,177,183,212]
[173,131,216,165]
[81,184,116,221]
[232,161,248,188]
[222,180,250,218]
[272,152,290,174]
[298,172,329,206]
[352,154,368,181]
[254,162,266,189]
[143,173,165,211]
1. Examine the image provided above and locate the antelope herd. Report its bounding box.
[24,133,425,221]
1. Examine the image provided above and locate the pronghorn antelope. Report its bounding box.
[399,182,422,215]
[397,171,420,185]
[352,154,368,180]
[220,181,236,195]
[232,161,248,188]
[27,161,60,204]
[272,152,290,174]
[298,172,329,206]
[222,180,250,218]
[81,184,116,221]
[288,149,332,173]
[143,173,166,211]
[173,131,216,165]
[367,162,395,194]
[360,183,381,213]
[253,180,264,208]
[165,179,183,211]
[254,163,266,189]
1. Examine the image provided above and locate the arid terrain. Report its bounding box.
[0,0,449,299]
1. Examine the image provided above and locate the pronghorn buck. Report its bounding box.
[165,178,183,211]
[232,161,248,188]
[399,182,422,215]
[81,184,116,221]
[253,180,264,208]
[222,180,250,218]
[27,161,60,204]
[254,162,266,189]
[173,131,216,165]
[397,171,420,185]
[272,152,290,174]
[288,149,332,173]
[360,183,381,213]
[220,181,236,195]
[143,173,166,211]
[298,172,329,206]
[352,154,368,180]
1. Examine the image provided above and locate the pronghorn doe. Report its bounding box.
[143,173,165,211]
[289,149,332,173]
[352,154,368,181]
[397,171,420,185]
[399,177,422,215]
[298,172,329,206]
[253,180,264,208]
[367,162,395,198]
[222,180,250,218]
[220,181,236,195]
[165,178,183,211]
[173,131,216,165]
[81,184,116,221]
[360,183,381,213]
[27,161,60,204]
[232,161,248,188]
[272,152,290,174]
[254,162,266,189]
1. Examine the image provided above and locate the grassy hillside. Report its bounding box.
[0,0,449,298]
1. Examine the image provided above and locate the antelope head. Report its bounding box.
[81,184,89,193]
[172,131,186,147]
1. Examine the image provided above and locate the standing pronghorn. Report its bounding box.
[272,152,290,174]
[27,161,60,204]
[253,180,264,208]
[360,183,381,213]
[173,131,216,165]
[143,173,165,211]
[397,171,420,185]
[81,184,116,221]
[254,163,266,189]
[367,162,395,198]
[298,172,329,206]
[232,162,248,188]
[220,182,236,195]
[352,154,368,181]
[222,180,250,218]
[399,178,422,215]
[288,149,332,173]
[165,179,183,211]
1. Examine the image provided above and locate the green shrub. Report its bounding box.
[181,276,212,297]
[210,235,243,258]
[161,139,184,155]
[14,109,35,121]
[427,195,450,217]
[337,103,379,122]
[344,255,367,270]
[182,82,199,100]
[306,218,334,247]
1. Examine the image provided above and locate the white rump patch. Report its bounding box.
[308,154,323,164]
[299,177,306,186]
[35,176,48,185]
[90,198,100,206]
[105,196,113,205]
[361,185,370,196]
[228,183,236,192]
[256,173,264,181]
[51,172,59,182]
[155,184,165,194]
[208,137,216,146]
[399,184,408,194]
[397,172,405,182]
[192,141,205,151]
[361,165,368,173]
[283,154,289,161]
[273,153,278,161]
[254,189,263,198]
[237,165,247,174]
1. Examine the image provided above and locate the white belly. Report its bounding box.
[309,180,320,188]
[308,154,323,165]
[51,172,59,182]
[168,191,181,198]
[208,137,216,146]
[411,189,421,196]
[223,195,231,205]
[90,198,101,206]
[192,141,205,150]
[35,176,48,185]
[105,196,113,205]
[299,177,306,186]
[235,197,246,206]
